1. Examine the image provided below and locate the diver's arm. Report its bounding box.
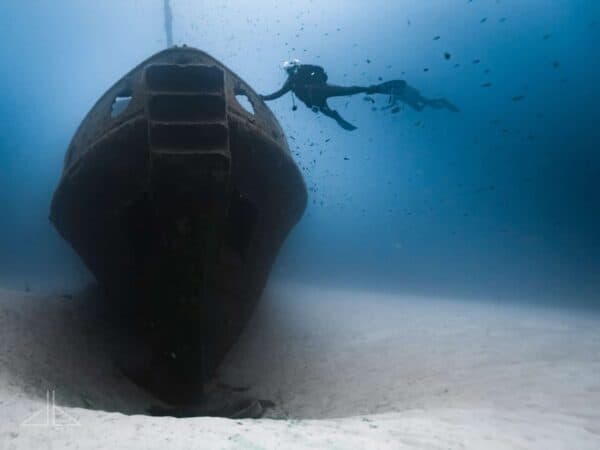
[260,80,291,101]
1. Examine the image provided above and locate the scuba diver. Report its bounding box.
[261,59,458,131]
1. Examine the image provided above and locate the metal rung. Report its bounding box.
[148,94,226,122]
[149,123,228,151]
[151,149,230,157]
[145,64,224,93]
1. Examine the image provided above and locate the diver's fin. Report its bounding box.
[320,107,358,131]
[427,98,460,113]
[370,80,407,95]
[336,117,357,131]
[333,113,358,131]
[442,99,460,113]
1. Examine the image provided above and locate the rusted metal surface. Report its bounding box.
[50,47,307,405]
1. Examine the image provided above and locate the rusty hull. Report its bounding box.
[50,47,306,404]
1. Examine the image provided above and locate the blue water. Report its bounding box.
[0,1,599,304]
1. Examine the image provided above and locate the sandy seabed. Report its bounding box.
[0,282,599,449]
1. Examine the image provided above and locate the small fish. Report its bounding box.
[325,138,331,143]
[481,82,493,88]
[480,17,487,23]
[433,35,441,40]
[423,67,429,72]
[499,17,507,23]
[444,52,451,60]
[363,96,375,103]
[543,33,551,40]
[512,95,525,101]
[366,59,371,64]
[472,59,480,64]
[552,60,560,68]
[344,157,350,160]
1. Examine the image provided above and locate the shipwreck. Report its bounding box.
[50,47,307,405]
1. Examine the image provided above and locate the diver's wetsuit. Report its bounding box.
[261,64,457,130]
[261,64,379,130]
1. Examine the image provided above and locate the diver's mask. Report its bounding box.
[281,58,301,74]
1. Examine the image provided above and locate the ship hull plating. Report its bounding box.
[50,47,306,405]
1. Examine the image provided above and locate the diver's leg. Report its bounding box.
[313,85,370,99]
[319,104,357,131]
[318,81,408,98]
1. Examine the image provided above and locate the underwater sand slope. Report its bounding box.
[0,284,599,449]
